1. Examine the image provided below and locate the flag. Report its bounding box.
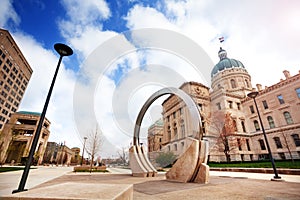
[219,36,224,43]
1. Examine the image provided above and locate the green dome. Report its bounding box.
[211,48,245,77]
[17,111,41,116]
[149,118,163,129]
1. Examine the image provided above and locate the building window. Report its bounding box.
[1,91,7,98]
[200,116,206,134]
[241,154,244,161]
[228,101,233,109]
[267,116,275,128]
[181,123,185,138]
[174,144,178,151]
[7,78,13,86]
[246,139,251,151]
[241,121,246,132]
[278,153,286,160]
[173,112,176,119]
[291,134,300,147]
[4,84,10,92]
[233,119,237,131]
[245,79,250,88]
[167,126,171,141]
[167,116,170,122]
[174,127,178,139]
[1,109,8,115]
[262,100,268,109]
[273,137,283,149]
[237,102,241,110]
[277,95,285,104]
[254,120,260,131]
[198,103,202,111]
[216,102,221,110]
[230,79,237,88]
[249,105,255,114]
[283,111,293,124]
[296,88,300,98]
[258,139,266,150]
[237,139,242,151]
[179,108,183,115]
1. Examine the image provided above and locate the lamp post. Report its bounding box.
[12,43,73,193]
[81,137,87,165]
[247,91,281,180]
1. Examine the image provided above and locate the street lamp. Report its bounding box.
[247,91,281,180]
[81,137,87,166]
[12,43,73,193]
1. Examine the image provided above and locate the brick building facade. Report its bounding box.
[0,29,33,131]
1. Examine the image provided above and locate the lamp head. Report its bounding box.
[54,43,73,57]
[247,91,259,99]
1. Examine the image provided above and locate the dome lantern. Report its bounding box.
[211,47,246,77]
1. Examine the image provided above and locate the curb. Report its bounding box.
[210,168,300,175]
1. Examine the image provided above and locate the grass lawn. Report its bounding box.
[208,160,300,169]
[0,167,36,173]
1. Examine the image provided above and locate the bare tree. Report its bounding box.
[208,111,243,162]
[117,146,128,166]
[280,131,294,162]
[85,125,103,172]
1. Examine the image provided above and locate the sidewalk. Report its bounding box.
[0,167,299,199]
[0,165,73,196]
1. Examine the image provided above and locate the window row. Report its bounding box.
[236,138,251,151]
[229,79,250,89]
[249,89,300,114]
[166,108,184,122]
[227,101,241,110]
[258,134,300,150]
[253,111,294,131]
[1,74,27,89]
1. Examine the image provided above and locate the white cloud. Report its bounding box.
[12,32,80,148]
[67,26,118,59]
[59,0,110,38]
[125,5,179,31]
[126,0,300,87]
[0,0,20,27]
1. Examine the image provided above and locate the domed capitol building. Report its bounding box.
[148,47,300,163]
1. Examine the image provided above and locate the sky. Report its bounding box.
[1,0,300,158]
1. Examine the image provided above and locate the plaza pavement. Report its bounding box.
[0,165,300,199]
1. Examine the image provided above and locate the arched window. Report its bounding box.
[254,120,260,131]
[241,121,246,132]
[245,79,250,88]
[174,126,178,139]
[230,79,237,88]
[233,119,238,131]
[283,111,293,124]
[180,122,185,138]
[167,126,171,141]
[267,116,275,128]
[273,137,282,149]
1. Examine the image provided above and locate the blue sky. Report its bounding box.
[7,0,163,72]
[1,0,300,157]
